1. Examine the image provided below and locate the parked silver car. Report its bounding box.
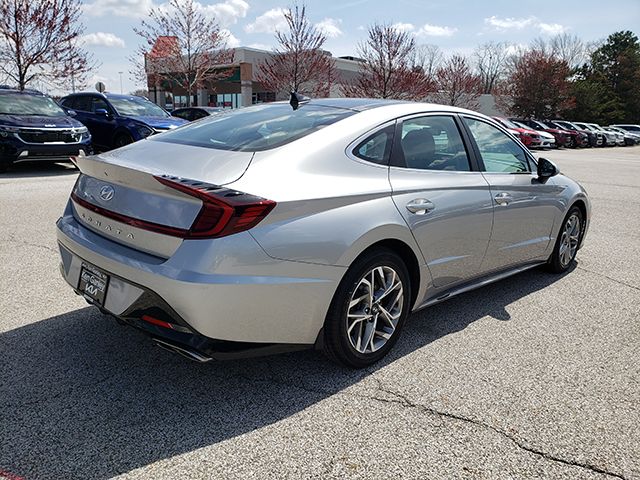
[56,99,590,368]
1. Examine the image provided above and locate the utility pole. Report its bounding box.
[118,72,123,94]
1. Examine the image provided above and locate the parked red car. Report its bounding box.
[492,117,542,148]
[511,118,576,148]
[546,120,590,147]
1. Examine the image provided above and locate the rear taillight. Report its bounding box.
[154,175,276,239]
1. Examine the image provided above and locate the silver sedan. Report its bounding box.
[56,98,590,368]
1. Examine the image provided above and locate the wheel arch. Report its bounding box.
[342,237,423,309]
[570,198,589,248]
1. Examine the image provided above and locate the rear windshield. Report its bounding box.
[152,103,355,152]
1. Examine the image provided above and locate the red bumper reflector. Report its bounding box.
[141,315,174,329]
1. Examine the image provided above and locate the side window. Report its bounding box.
[353,124,394,165]
[60,98,73,109]
[464,117,531,173]
[398,115,470,171]
[172,109,191,121]
[192,109,208,120]
[91,97,110,113]
[73,96,92,112]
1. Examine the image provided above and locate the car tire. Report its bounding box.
[546,206,584,273]
[322,248,411,368]
[113,133,134,149]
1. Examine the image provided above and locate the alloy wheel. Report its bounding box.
[559,213,581,267]
[346,266,404,354]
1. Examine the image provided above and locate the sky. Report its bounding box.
[71,0,640,95]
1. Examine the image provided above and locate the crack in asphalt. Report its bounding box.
[2,360,628,479]
[0,238,57,254]
[367,378,627,480]
[577,266,640,292]
[228,371,628,479]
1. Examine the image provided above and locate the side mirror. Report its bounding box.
[537,157,559,180]
[95,108,110,117]
[65,109,77,117]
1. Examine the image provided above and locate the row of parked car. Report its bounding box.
[1,85,638,172]
[493,116,640,149]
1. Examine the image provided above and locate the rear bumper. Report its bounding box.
[56,210,346,346]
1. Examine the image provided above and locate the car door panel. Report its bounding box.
[480,173,566,271]
[388,114,493,288]
[391,173,494,287]
[462,115,563,272]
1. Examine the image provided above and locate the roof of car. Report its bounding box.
[304,97,409,111]
[174,106,222,112]
[0,88,45,96]
[61,92,147,100]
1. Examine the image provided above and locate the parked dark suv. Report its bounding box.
[59,92,187,151]
[0,88,92,172]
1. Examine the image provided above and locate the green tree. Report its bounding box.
[576,31,640,123]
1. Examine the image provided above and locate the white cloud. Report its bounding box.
[392,22,415,33]
[202,0,249,27]
[83,0,247,23]
[485,15,536,31]
[83,0,153,18]
[80,32,126,48]
[245,8,288,34]
[485,15,568,36]
[538,22,567,35]
[221,29,241,48]
[316,18,343,38]
[416,23,457,37]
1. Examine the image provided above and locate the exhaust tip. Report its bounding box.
[152,338,212,363]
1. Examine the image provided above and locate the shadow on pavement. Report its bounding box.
[1,162,78,178]
[0,267,570,479]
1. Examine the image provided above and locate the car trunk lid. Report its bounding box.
[70,141,258,258]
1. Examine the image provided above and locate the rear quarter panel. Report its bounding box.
[229,107,429,272]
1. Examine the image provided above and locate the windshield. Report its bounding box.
[153,103,355,152]
[513,121,530,130]
[0,93,67,116]
[497,118,520,129]
[109,96,169,117]
[533,120,551,129]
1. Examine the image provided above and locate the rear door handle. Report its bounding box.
[494,192,512,206]
[406,198,435,215]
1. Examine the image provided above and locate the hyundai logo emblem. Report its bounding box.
[99,185,115,201]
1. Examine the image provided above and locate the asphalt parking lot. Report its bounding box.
[1,146,639,480]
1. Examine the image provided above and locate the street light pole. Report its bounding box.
[118,72,123,94]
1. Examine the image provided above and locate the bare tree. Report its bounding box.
[343,23,435,100]
[130,89,149,98]
[412,44,443,77]
[531,33,586,69]
[132,0,233,107]
[433,54,482,109]
[474,41,509,94]
[0,0,94,90]
[550,33,586,68]
[256,4,335,97]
